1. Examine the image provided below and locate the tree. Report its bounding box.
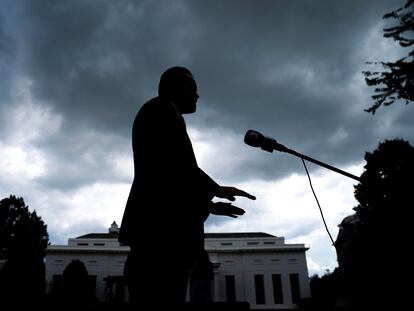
[307,270,339,311]
[60,260,97,307]
[344,139,414,309]
[354,139,414,222]
[363,0,414,114]
[0,195,49,259]
[0,195,49,305]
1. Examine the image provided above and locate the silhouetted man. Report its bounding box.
[119,66,255,307]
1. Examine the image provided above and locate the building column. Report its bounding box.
[212,262,221,301]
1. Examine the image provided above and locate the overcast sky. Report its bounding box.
[1,0,412,276]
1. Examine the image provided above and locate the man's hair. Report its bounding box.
[158,66,192,100]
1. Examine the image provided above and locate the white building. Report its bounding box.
[46,222,311,309]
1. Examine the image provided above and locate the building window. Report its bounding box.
[221,242,232,246]
[289,273,301,304]
[54,259,64,265]
[252,259,263,265]
[270,259,280,265]
[254,274,266,305]
[264,241,275,245]
[247,241,259,245]
[288,258,297,264]
[87,275,97,299]
[224,260,234,266]
[272,274,284,304]
[93,243,105,246]
[77,242,88,246]
[225,275,236,302]
[51,274,63,297]
[87,260,98,266]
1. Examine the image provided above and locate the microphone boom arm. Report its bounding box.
[275,143,360,182]
[244,129,360,182]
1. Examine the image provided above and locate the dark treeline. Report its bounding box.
[305,138,414,310]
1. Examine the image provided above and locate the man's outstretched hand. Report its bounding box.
[210,202,245,218]
[215,186,256,202]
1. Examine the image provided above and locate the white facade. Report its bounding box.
[46,239,128,301]
[46,223,311,309]
[205,234,311,309]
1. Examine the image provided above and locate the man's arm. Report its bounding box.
[197,169,256,201]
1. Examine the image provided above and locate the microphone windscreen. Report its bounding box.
[244,130,264,147]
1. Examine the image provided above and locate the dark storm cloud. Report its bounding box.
[0,21,12,82]
[0,4,18,109]
[3,0,413,188]
[2,0,412,272]
[184,0,413,180]
[19,0,202,133]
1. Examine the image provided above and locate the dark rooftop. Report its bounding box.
[76,232,119,239]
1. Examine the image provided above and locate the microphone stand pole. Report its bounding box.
[271,143,361,182]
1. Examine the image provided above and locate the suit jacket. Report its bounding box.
[119,97,218,262]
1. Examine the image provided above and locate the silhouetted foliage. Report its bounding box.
[0,195,49,259]
[306,271,338,311]
[354,139,414,221]
[343,139,414,309]
[0,254,46,305]
[0,195,49,305]
[363,0,414,113]
[61,259,97,307]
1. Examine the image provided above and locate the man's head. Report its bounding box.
[158,66,199,114]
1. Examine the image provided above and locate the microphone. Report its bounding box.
[244,130,361,181]
[244,129,288,153]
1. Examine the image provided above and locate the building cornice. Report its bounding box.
[47,246,308,255]
[207,247,309,254]
[47,247,130,255]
